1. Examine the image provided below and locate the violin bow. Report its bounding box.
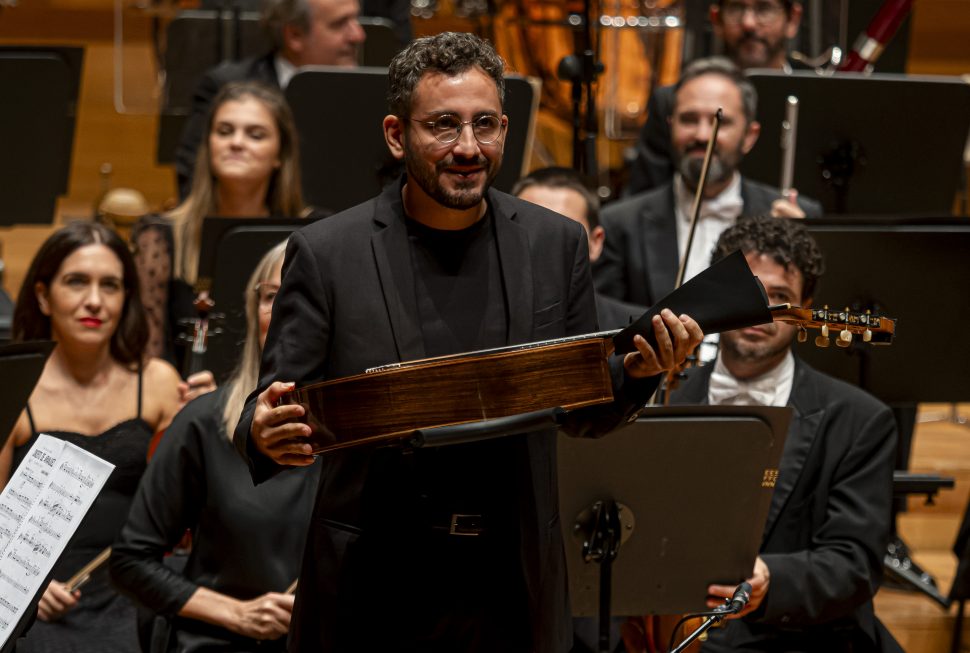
[674,108,723,290]
[652,109,722,405]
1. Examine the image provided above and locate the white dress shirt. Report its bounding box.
[708,350,795,408]
[274,54,298,90]
[673,172,744,285]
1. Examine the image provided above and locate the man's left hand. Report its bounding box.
[623,309,703,379]
[771,189,807,219]
[706,556,770,619]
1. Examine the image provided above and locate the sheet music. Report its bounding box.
[0,435,113,646]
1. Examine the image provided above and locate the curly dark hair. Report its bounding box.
[13,221,149,365]
[387,31,506,117]
[712,215,825,301]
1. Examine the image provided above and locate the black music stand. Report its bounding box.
[0,48,83,225]
[799,218,970,405]
[742,71,970,215]
[196,217,312,382]
[800,217,970,605]
[0,341,55,451]
[0,341,55,652]
[286,69,538,213]
[558,405,790,653]
[157,15,401,165]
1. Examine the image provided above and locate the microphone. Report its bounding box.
[727,582,753,613]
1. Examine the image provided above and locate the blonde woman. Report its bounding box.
[133,80,308,371]
[111,242,320,652]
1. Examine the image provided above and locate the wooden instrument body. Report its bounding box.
[287,336,616,454]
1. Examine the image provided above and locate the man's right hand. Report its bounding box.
[251,382,315,466]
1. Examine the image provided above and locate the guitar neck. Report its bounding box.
[769,303,896,344]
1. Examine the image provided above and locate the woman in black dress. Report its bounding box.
[1,221,183,652]
[111,242,321,652]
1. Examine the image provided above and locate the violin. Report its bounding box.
[179,293,222,379]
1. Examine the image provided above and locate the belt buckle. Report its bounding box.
[449,513,484,536]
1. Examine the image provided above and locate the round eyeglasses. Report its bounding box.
[409,114,504,145]
[720,1,786,25]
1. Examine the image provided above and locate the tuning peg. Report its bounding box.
[839,329,852,343]
[820,323,829,337]
[797,327,807,343]
[815,335,830,348]
[863,329,872,342]
[836,337,850,348]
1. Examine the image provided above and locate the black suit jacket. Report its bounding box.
[595,292,646,330]
[593,178,823,306]
[175,52,279,199]
[234,179,657,652]
[670,357,896,651]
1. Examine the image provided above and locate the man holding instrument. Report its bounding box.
[595,57,821,310]
[234,32,703,652]
[664,215,899,652]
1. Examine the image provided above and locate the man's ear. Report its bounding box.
[588,225,606,263]
[35,282,50,316]
[741,119,761,155]
[785,3,804,39]
[281,23,305,58]
[383,115,406,161]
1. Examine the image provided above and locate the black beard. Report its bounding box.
[720,328,793,365]
[403,139,500,210]
[678,154,731,189]
[725,32,787,69]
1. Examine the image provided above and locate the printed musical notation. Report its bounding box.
[38,498,75,523]
[59,462,96,489]
[0,434,114,648]
[50,482,84,505]
[8,551,41,578]
[21,470,45,490]
[16,532,52,559]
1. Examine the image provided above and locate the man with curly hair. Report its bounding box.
[667,215,900,652]
[234,32,702,652]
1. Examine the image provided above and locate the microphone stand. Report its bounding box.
[668,605,732,653]
[668,581,750,653]
[557,0,603,179]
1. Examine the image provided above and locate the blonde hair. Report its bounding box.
[172,81,304,285]
[221,241,288,437]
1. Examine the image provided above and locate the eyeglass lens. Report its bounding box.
[722,1,784,23]
[431,115,502,144]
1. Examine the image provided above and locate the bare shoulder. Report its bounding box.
[8,409,33,448]
[141,358,183,431]
[143,357,181,386]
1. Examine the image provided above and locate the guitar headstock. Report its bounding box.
[770,304,896,348]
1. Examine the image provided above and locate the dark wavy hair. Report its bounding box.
[712,215,825,301]
[387,31,506,117]
[13,221,149,365]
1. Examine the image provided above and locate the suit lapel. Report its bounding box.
[371,182,426,362]
[491,191,534,345]
[641,185,679,303]
[761,358,823,539]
